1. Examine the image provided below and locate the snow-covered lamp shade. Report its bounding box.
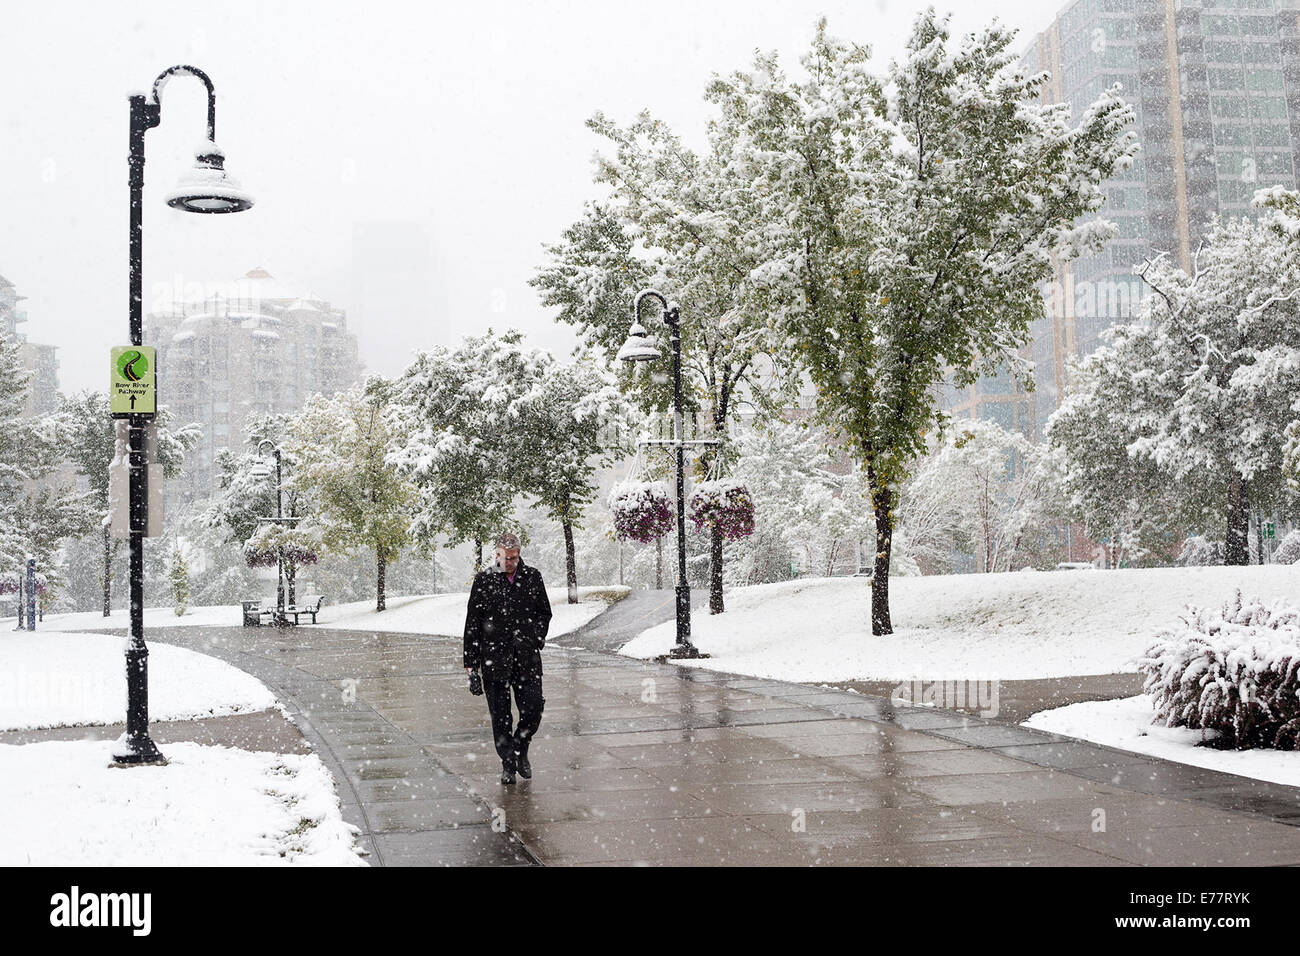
[616,321,661,363]
[248,459,273,480]
[165,142,254,214]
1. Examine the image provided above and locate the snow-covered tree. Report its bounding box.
[725,419,871,583]
[385,330,549,570]
[1054,212,1300,567]
[704,13,1138,632]
[1046,348,1190,568]
[287,382,418,612]
[904,419,1054,573]
[168,543,190,616]
[515,359,630,603]
[200,414,316,604]
[56,390,200,614]
[538,111,790,612]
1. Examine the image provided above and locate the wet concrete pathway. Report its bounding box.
[66,620,1300,866]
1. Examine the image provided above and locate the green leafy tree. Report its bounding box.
[56,390,200,614]
[516,359,630,603]
[168,544,190,616]
[385,330,547,572]
[288,382,418,612]
[707,14,1137,632]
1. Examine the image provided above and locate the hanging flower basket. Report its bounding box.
[689,479,755,541]
[0,572,47,595]
[609,480,675,543]
[243,524,320,568]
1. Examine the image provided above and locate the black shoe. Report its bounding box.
[515,751,531,779]
[500,764,516,785]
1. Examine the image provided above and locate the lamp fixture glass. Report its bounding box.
[616,321,661,363]
[165,141,254,214]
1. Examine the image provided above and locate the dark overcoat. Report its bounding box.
[463,559,553,682]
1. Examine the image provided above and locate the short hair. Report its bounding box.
[494,532,521,551]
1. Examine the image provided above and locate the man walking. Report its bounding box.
[464,532,552,785]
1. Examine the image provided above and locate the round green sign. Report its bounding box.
[116,349,149,383]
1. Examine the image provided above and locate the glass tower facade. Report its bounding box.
[948,0,1300,437]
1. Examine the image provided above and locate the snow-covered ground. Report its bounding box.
[1024,695,1300,789]
[0,740,366,865]
[42,604,243,630]
[303,585,628,636]
[0,631,277,731]
[40,585,628,637]
[618,565,1300,681]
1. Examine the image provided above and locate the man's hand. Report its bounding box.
[467,669,484,696]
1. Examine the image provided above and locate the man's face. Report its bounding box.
[497,548,520,574]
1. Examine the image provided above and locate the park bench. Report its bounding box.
[283,594,325,625]
[242,601,275,626]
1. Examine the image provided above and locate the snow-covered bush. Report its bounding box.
[688,478,755,541]
[169,547,190,617]
[1178,535,1223,567]
[608,480,674,543]
[1273,529,1300,565]
[1138,590,1300,750]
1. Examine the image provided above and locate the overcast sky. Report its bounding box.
[0,0,1059,395]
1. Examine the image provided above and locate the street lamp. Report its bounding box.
[113,65,254,768]
[618,289,705,659]
[252,441,286,623]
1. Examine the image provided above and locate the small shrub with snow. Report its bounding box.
[1273,529,1300,565]
[1178,534,1223,566]
[1138,590,1300,750]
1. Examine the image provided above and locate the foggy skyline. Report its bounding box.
[0,0,1057,395]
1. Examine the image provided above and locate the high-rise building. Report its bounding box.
[949,0,1300,437]
[0,274,59,418]
[146,267,363,507]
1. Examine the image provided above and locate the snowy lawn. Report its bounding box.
[0,631,276,731]
[42,604,243,630]
[0,740,366,866]
[303,585,629,636]
[1024,695,1300,789]
[618,565,1300,681]
[41,586,628,637]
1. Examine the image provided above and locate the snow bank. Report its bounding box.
[0,740,366,866]
[42,604,243,631]
[42,586,627,639]
[618,565,1300,681]
[1024,695,1300,788]
[0,631,276,731]
[315,585,627,636]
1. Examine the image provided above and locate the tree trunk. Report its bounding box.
[474,538,483,574]
[102,525,113,617]
[709,523,724,614]
[1225,472,1250,566]
[376,548,387,612]
[562,519,577,604]
[870,474,894,636]
[1255,509,1265,565]
[286,564,297,605]
[656,535,664,590]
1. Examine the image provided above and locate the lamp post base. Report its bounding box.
[666,642,708,660]
[110,735,167,767]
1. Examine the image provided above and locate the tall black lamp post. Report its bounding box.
[252,440,286,622]
[113,65,254,767]
[617,289,709,659]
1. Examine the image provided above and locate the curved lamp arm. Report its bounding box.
[256,439,279,458]
[633,288,681,327]
[150,64,217,141]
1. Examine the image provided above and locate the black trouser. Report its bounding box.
[482,671,544,771]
